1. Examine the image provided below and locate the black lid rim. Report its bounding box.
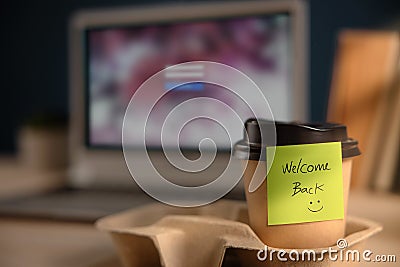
[234,119,361,161]
[234,139,361,161]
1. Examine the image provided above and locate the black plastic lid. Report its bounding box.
[234,118,361,161]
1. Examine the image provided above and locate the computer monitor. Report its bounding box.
[69,0,308,189]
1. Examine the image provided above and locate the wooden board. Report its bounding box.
[327,30,399,189]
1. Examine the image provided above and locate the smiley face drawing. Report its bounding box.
[308,199,323,213]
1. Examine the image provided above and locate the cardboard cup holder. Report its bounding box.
[96,200,382,267]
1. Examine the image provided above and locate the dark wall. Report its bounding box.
[1,0,399,153]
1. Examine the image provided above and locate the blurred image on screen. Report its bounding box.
[87,14,291,148]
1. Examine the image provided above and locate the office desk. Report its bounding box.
[0,218,121,267]
[347,191,400,266]
[0,192,399,267]
[0,156,399,267]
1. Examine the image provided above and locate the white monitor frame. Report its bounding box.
[68,0,308,188]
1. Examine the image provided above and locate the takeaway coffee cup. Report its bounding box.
[234,119,360,248]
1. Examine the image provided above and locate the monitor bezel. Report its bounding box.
[68,0,308,183]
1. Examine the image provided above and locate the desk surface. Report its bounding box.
[0,158,399,267]
[347,191,400,266]
[0,218,120,267]
[0,191,399,267]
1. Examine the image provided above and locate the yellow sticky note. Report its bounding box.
[267,142,344,225]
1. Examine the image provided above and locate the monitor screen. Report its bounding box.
[86,13,292,149]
